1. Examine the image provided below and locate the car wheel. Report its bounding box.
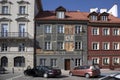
[85,73,90,78]
[43,73,48,78]
[69,72,73,76]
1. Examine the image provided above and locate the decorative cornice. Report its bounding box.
[17,0,30,4]
[0,0,12,4]
[15,17,29,22]
[0,17,12,22]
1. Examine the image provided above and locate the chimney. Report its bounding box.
[100,9,107,13]
[36,0,43,11]
[90,8,98,13]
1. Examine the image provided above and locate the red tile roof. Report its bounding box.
[35,11,120,23]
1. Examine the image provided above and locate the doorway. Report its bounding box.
[64,59,70,70]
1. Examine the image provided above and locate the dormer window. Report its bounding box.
[55,6,66,19]
[88,12,98,21]
[90,15,97,21]
[101,16,108,21]
[57,11,65,19]
[99,12,109,21]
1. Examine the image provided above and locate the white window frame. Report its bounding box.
[92,57,99,65]
[103,42,110,50]
[45,42,52,50]
[103,28,110,35]
[57,11,65,19]
[92,42,99,50]
[113,42,120,50]
[113,28,120,36]
[57,25,64,33]
[75,58,81,66]
[0,2,11,14]
[75,25,83,34]
[102,57,109,65]
[44,25,52,33]
[113,57,120,65]
[92,27,99,35]
[39,58,46,66]
[50,58,57,67]
[90,15,97,21]
[75,41,82,50]
[18,43,25,52]
[18,3,28,15]
[101,16,108,21]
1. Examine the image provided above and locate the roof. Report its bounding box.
[35,10,120,23]
[35,11,89,21]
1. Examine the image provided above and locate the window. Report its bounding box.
[103,42,110,50]
[113,42,119,50]
[75,58,81,66]
[57,12,65,19]
[75,25,83,34]
[45,25,52,33]
[92,28,99,35]
[92,42,99,50]
[2,6,8,14]
[92,58,99,65]
[45,42,51,50]
[103,28,110,35]
[19,24,25,37]
[101,16,108,21]
[103,57,109,65]
[1,23,8,37]
[113,57,119,65]
[1,43,7,52]
[57,42,64,50]
[14,56,25,67]
[19,43,25,51]
[39,58,46,66]
[57,25,64,33]
[113,28,120,35]
[75,42,82,50]
[19,6,26,14]
[1,56,8,67]
[50,59,57,67]
[90,15,97,21]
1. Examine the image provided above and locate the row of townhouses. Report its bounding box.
[0,0,120,72]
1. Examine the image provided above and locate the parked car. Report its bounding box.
[24,66,61,78]
[99,73,120,80]
[69,65,101,78]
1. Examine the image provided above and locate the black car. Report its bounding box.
[24,66,61,78]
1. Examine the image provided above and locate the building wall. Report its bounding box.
[36,23,88,70]
[88,25,120,69]
[0,0,37,72]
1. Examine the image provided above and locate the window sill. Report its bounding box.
[0,14,11,15]
[17,14,29,16]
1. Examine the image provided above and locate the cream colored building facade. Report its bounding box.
[0,0,41,72]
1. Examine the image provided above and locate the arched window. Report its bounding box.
[14,56,25,67]
[1,56,8,67]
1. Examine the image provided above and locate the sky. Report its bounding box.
[42,0,120,18]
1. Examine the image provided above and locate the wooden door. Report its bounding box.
[65,59,70,70]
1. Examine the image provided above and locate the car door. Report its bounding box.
[77,66,84,76]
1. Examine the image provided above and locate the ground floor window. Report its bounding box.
[92,57,99,65]
[113,57,120,65]
[75,58,81,66]
[50,59,57,67]
[1,56,8,67]
[39,58,46,66]
[14,56,25,67]
[102,57,109,65]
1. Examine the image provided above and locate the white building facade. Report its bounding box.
[0,0,41,72]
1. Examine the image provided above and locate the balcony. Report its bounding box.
[0,32,32,40]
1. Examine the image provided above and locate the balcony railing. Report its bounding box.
[0,32,32,39]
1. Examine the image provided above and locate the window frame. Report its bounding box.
[103,28,110,36]
[102,57,109,65]
[92,27,99,35]
[92,42,99,50]
[103,42,110,50]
